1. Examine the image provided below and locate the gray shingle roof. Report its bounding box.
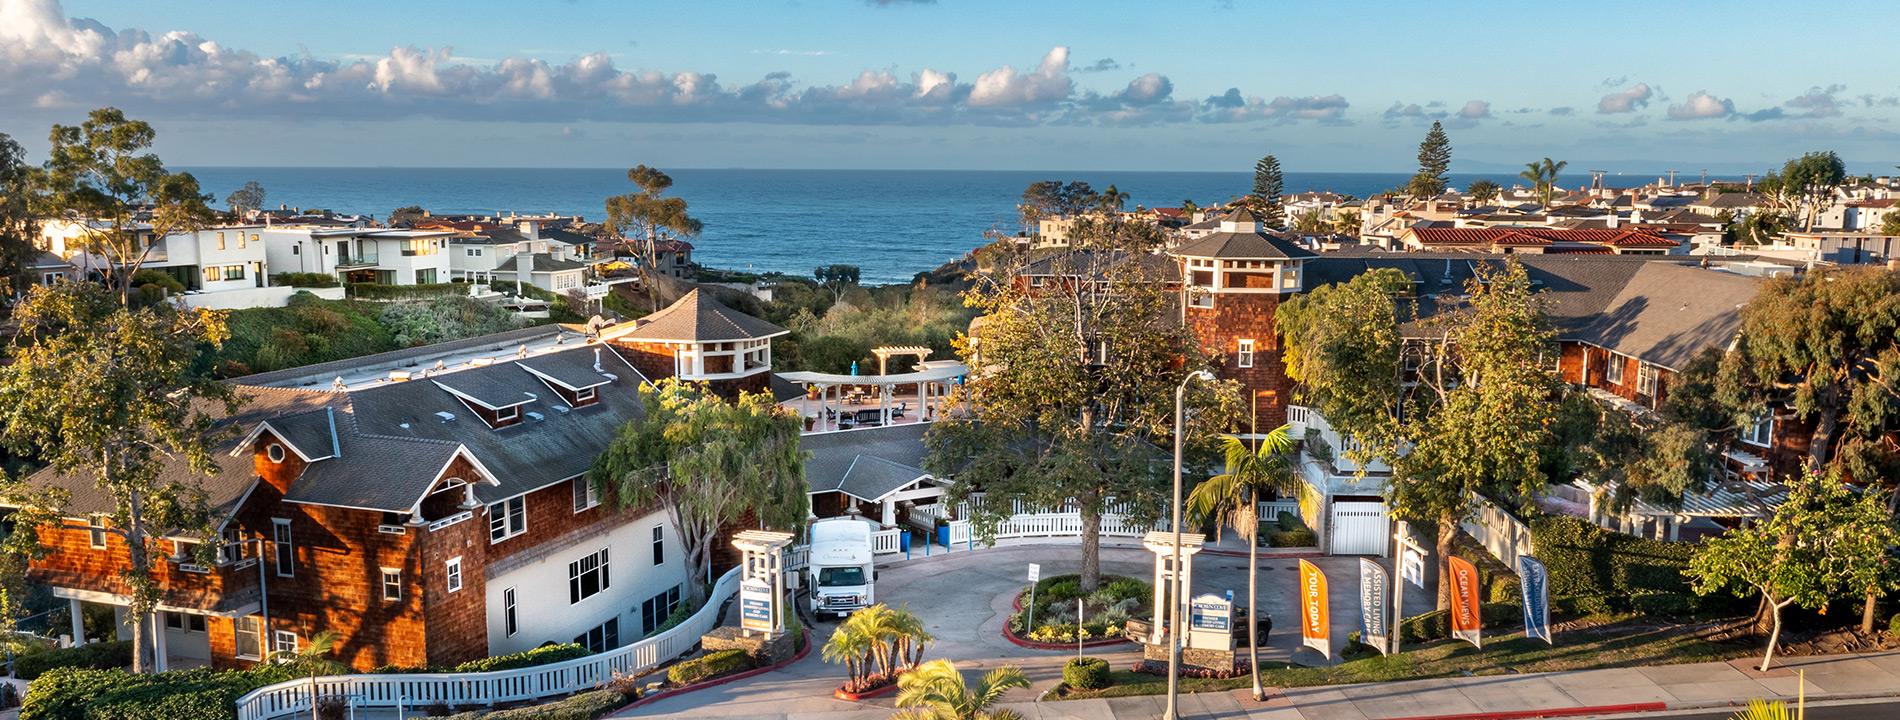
[284,415,464,511]
[804,423,931,498]
[836,456,929,503]
[494,253,587,273]
[610,289,788,342]
[269,408,338,461]
[433,362,547,409]
[518,349,617,391]
[1170,230,1320,260]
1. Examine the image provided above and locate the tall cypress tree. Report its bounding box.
[1410,121,1452,198]
[1248,155,1286,229]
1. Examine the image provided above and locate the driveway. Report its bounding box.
[618,542,1428,719]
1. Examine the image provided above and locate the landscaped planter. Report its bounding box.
[1005,589,1133,650]
[834,669,906,700]
[614,628,811,713]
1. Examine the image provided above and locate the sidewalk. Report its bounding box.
[620,649,1900,719]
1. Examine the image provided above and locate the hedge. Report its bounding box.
[346,282,470,300]
[441,690,626,720]
[21,664,302,720]
[666,648,751,685]
[452,644,592,674]
[15,641,132,680]
[1267,528,1318,547]
[1063,657,1109,690]
[1527,516,1706,614]
[272,272,340,288]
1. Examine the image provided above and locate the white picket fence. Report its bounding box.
[904,494,1156,547]
[1257,500,1301,520]
[234,566,744,720]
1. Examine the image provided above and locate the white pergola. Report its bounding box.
[781,360,968,430]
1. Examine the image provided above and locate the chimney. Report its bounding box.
[518,221,539,240]
[1606,213,1618,229]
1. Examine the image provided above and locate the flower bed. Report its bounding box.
[1004,574,1148,650]
[834,669,906,700]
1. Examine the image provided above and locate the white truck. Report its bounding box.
[807,517,877,618]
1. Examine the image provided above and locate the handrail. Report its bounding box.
[235,566,744,720]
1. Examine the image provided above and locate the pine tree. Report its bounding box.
[1410,121,1452,198]
[1248,155,1286,229]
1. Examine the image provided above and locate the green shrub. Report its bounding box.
[453,643,591,673]
[347,282,469,300]
[651,601,697,636]
[1042,580,1083,600]
[1889,613,1899,639]
[1267,529,1318,547]
[1277,511,1303,532]
[273,272,340,288]
[21,664,301,720]
[667,649,751,686]
[478,689,626,720]
[1488,575,1523,604]
[15,641,132,680]
[131,270,186,294]
[1063,657,1110,690]
[1630,592,1690,616]
[1105,578,1150,603]
[1529,516,1696,613]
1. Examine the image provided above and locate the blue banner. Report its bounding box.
[1358,558,1389,655]
[1518,556,1552,644]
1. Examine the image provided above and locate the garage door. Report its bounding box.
[1330,501,1390,556]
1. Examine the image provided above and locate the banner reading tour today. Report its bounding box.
[1518,556,1552,644]
[1448,555,1483,649]
[1299,559,1330,659]
[1358,557,1389,655]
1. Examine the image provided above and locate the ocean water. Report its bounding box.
[182,168,1545,284]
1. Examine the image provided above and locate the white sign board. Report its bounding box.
[1187,593,1234,651]
[740,579,774,632]
[1027,563,1041,582]
[1400,549,1426,588]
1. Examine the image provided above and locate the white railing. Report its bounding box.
[235,566,744,720]
[1258,500,1301,520]
[787,546,810,572]
[903,495,1157,547]
[871,528,903,555]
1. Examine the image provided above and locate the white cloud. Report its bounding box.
[1667,91,1735,120]
[1202,90,1349,124]
[1597,83,1652,113]
[967,47,1071,108]
[1784,84,1844,118]
[1458,100,1491,119]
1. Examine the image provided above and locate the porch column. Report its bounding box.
[69,598,85,646]
[151,613,169,672]
[917,380,926,421]
[882,383,893,425]
[1668,516,1682,541]
[882,499,895,527]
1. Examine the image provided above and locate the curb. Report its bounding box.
[1369,702,1667,720]
[1200,547,1322,559]
[1005,590,1132,650]
[613,627,812,713]
[834,670,906,700]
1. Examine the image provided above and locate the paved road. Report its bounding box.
[619,542,1417,718]
[1611,698,1900,719]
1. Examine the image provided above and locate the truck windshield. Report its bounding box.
[818,567,866,587]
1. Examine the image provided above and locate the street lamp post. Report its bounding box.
[1166,369,1215,720]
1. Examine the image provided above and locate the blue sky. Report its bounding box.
[3,0,1896,172]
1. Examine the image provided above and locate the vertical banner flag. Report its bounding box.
[1299,559,1331,659]
[1447,555,1483,648]
[1358,558,1390,655]
[1518,556,1552,645]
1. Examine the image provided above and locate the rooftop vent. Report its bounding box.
[552,405,571,414]
[389,371,412,382]
[435,411,456,423]
[523,392,538,401]
[601,373,619,382]
[526,411,545,422]
[470,358,494,367]
[593,348,603,373]
[517,345,529,357]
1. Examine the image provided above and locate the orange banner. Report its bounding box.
[1448,555,1483,648]
[1299,559,1330,659]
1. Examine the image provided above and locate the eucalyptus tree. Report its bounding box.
[1278,259,1559,610]
[0,282,241,672]
[925,233,1241,592]
[36,108,217,306]
[0,132,41,297]
[590,378,808,607]
[606,165,703,311]
[224,181,267,218]
[1778,151,1846,231]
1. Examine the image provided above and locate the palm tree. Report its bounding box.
[1332,210,1362,236]
[1293,211,1325,233]
[886,605,935,668]
[823,610,877,687]
[1186,426,1297,701]
[1096,185,1130,213]
[891,659,1030,720]
[1517,158,1569,207]
[1729,699,1790,720]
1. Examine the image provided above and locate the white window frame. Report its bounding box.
[568,548,610,604]
[446,556,463,592]
[489,496,526,542]
[576,387,596,403]
[267,444,286,463]
[87,515,108,549]
[1743,413,1774,447]
[572,477,599,513]
[652,526,665,566]
[496,405,521,422]
[235,616,263,660]
[272,518,294,578]
[504,587,518,637]
[272,630,298,655]
[381,568,402,601]
[1636,362,1659,397]
[1237,339,1255,369]
[1604,352,1626,385]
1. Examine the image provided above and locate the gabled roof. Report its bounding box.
[433,361,546,409]
[518,349,618,391]
[494,253,587,273]
[1170,230,1319,260]
[835,456,930,503]
[602,289,788,343]
[1571,262,1760,369]
[803,423,931,499]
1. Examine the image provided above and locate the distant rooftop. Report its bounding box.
[238,324,608,392]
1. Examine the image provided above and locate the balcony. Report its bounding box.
[335,252,379,268]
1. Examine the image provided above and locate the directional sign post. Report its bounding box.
[1026,564,1041,635]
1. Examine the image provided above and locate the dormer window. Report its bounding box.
[576,387,596,403]
[267,444,286,463]
[496,405,520,422]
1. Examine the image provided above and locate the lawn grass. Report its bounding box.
[1055,615,1754,700]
